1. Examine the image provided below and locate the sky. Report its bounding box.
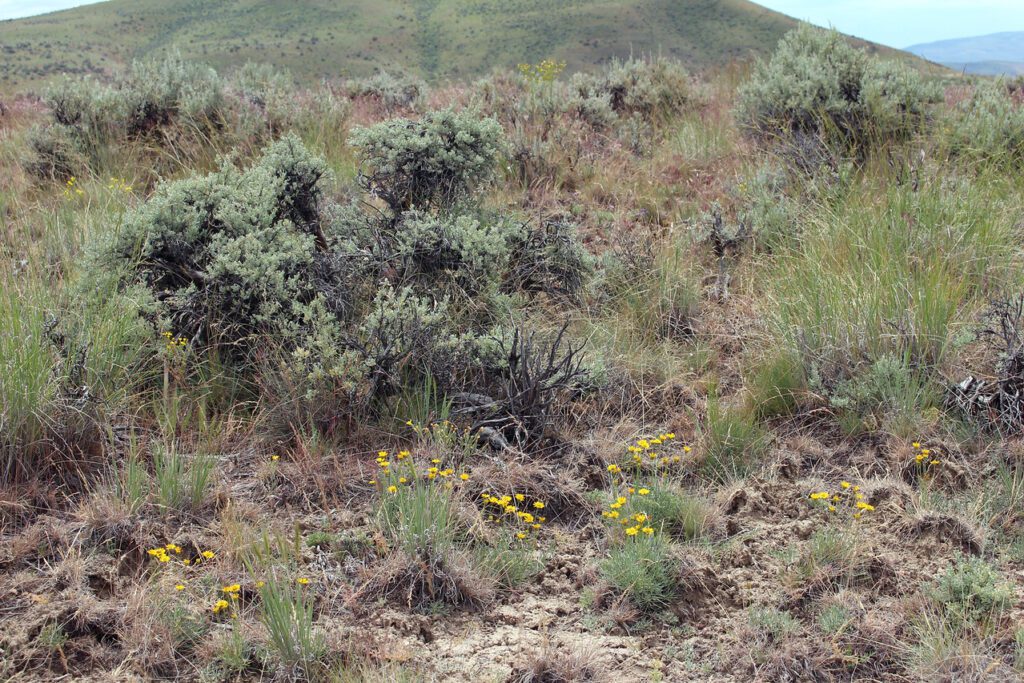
[0,0,103,21]
[1,0,1023,48]
[757,1,1024,47]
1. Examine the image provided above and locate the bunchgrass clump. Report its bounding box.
[371,448,542,608]
[152,445,215,515]
[599,532,678,612]
[258,576,325,675]
[748,605,801,642]
[769,170,1018,419]
[698,390,768,484]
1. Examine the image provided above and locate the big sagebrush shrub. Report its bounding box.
[390,210,526,289]
[571,57,691,121]
[347,70,427,111]
[350,108,503,214]
[27,53,230,179]
[122,52,226,136]
[736,26,939,153]
[107,133,333,353]
[943,80,1024,166]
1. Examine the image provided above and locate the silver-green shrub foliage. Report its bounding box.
[28,53,230,179]
[347,71,428,111]
[736,26,940,150]
[108,120,591,421]
[571,57,691,121]
[944,80,1024,165]
[109,133,331,352]
[350,108,503,213]
[122,51,226,135]
[392,210,526,288]
[931,556,1013,629]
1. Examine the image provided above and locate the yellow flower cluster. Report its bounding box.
[371,449,470,491]
[62,176,84,200]
[208,578,307,616]
[162,331,188,351]
[615,432,689,475]
[912,441,941,468]
[808,481,875,519]
[107,176,133,193]
[481,492,547,540]
[147,544,215,566]
[518,59,566,84]
[601,486,656,538]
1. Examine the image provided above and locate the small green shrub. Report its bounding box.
[571,57,692,121]
[599,533,678,611]
[347,71,427,111]
[27,53,229,179]
[508,218,594,300]
[232,62,297,135]
[820,354,938,436]
[817,604,853,635]
[391,210,526,289]
[930,556,1013,630]
[735,163,804,253]
[350,108,503,213]
[736,26,940,153]
[211,625,253,678]
[107,133,332,356]
[25,124,83,180]
[942,80,1024,167]
[123,52,226,135]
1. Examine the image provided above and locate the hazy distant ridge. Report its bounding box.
[906,31,1024,76]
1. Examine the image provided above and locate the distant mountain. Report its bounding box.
[0,0,925,93]
[906,32,1024,76]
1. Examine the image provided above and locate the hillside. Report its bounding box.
[2,18,1023,683]
[907,31,1024,76]
[0,0,910,92]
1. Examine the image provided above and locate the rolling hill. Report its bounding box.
[0,0,914,93]
[906,31,1024,76]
